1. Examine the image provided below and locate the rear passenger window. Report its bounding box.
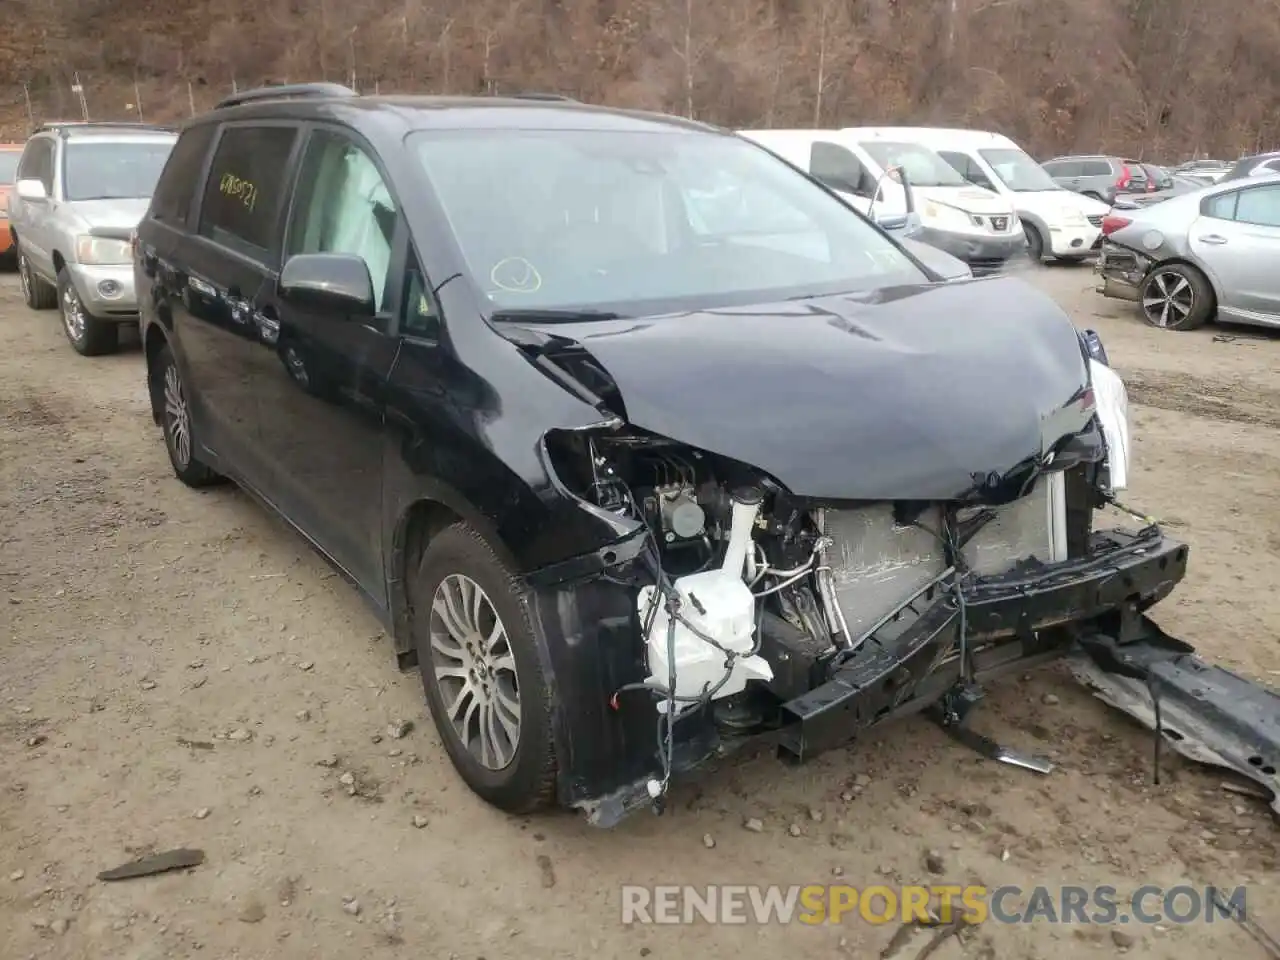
[199,125,297,260]
[1234,185,1280,227]
[151,124,215,225]
[1082,161,1112,176]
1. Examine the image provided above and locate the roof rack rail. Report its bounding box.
[508,92,578,102]
[216,82,357,111]
[34,121,176,135]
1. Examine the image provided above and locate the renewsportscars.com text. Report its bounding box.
[620,884,1248,926]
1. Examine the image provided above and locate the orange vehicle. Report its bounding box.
[0,143,21,258]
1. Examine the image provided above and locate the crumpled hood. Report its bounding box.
[508,276,1094,502]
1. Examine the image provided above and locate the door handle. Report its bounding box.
[1198,234,1228,245]
[254,308,280,344]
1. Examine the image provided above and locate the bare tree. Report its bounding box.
[2,0,1280,157]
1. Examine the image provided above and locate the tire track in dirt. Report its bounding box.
[1118,367,1280,430]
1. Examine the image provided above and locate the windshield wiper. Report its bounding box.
[490,308,627,323]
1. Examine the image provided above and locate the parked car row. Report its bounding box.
[1032,145,1279,333]
[3,86,1177,827]
[742,126,1107,270]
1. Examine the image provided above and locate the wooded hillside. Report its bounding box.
[3,0,1278,159]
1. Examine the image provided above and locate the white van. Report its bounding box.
[739,128,1024,270]
[873,128,1104,262]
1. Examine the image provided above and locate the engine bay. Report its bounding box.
[548,422,1106,716]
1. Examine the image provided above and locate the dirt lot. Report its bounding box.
[2,263,1278,960]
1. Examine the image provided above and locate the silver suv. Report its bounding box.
[7,122,176,355]
[1041,155,1150,205]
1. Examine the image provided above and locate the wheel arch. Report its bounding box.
[143,323,171,425]
[387,493,520,666]
[1144,257,1220,311]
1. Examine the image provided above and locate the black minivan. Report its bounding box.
[133,84,1184,827]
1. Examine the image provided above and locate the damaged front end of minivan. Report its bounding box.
[475,277,1279,828]
[481,277,1280,829]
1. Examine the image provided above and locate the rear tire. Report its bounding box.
[154,343,222,487]
[1139,262,1213,331]
[411,522,557,814]
[18,249,56,310]
[58,267,119,356]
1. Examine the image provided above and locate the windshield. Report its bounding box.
[858,141,968,187]
[410,129,927,315]
[63,140,175,201]
[0,151,19,184]
[978,148,1060,192]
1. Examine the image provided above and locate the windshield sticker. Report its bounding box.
[219,173,258,213]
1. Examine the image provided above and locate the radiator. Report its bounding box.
[820,472,1068,641]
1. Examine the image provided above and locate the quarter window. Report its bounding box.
[285,129,397,312]
[402,253,441,339]
[198,125,298,259]
[1204,191,1238,220]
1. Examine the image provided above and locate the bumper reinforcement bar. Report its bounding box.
[777,529,1188,761]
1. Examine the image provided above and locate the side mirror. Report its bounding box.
[278,253,376,318]
[16,178,47,201]
[868,165,910,223]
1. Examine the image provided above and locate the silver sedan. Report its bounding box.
[1096,173,1280,331]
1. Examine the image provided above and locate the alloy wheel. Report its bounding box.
[1142,270,1194,327]
[427,573,521,770]
[163,365,192,468]
[18,255,31,303]
[61,283,86,342]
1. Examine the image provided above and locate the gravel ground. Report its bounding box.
[1,262,1278,960]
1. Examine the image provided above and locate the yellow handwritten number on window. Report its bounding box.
[219,172,259,213]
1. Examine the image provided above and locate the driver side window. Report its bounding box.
[810,142,873,197]
[286,129,397,314]
[939,150,994,190]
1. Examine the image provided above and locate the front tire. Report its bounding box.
[18,249,56,310]
[58,267,118,356]
[1140,263,1213,331]
[1023,223,1045,263]
[411,522,557,814]
[154,343,222,487]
